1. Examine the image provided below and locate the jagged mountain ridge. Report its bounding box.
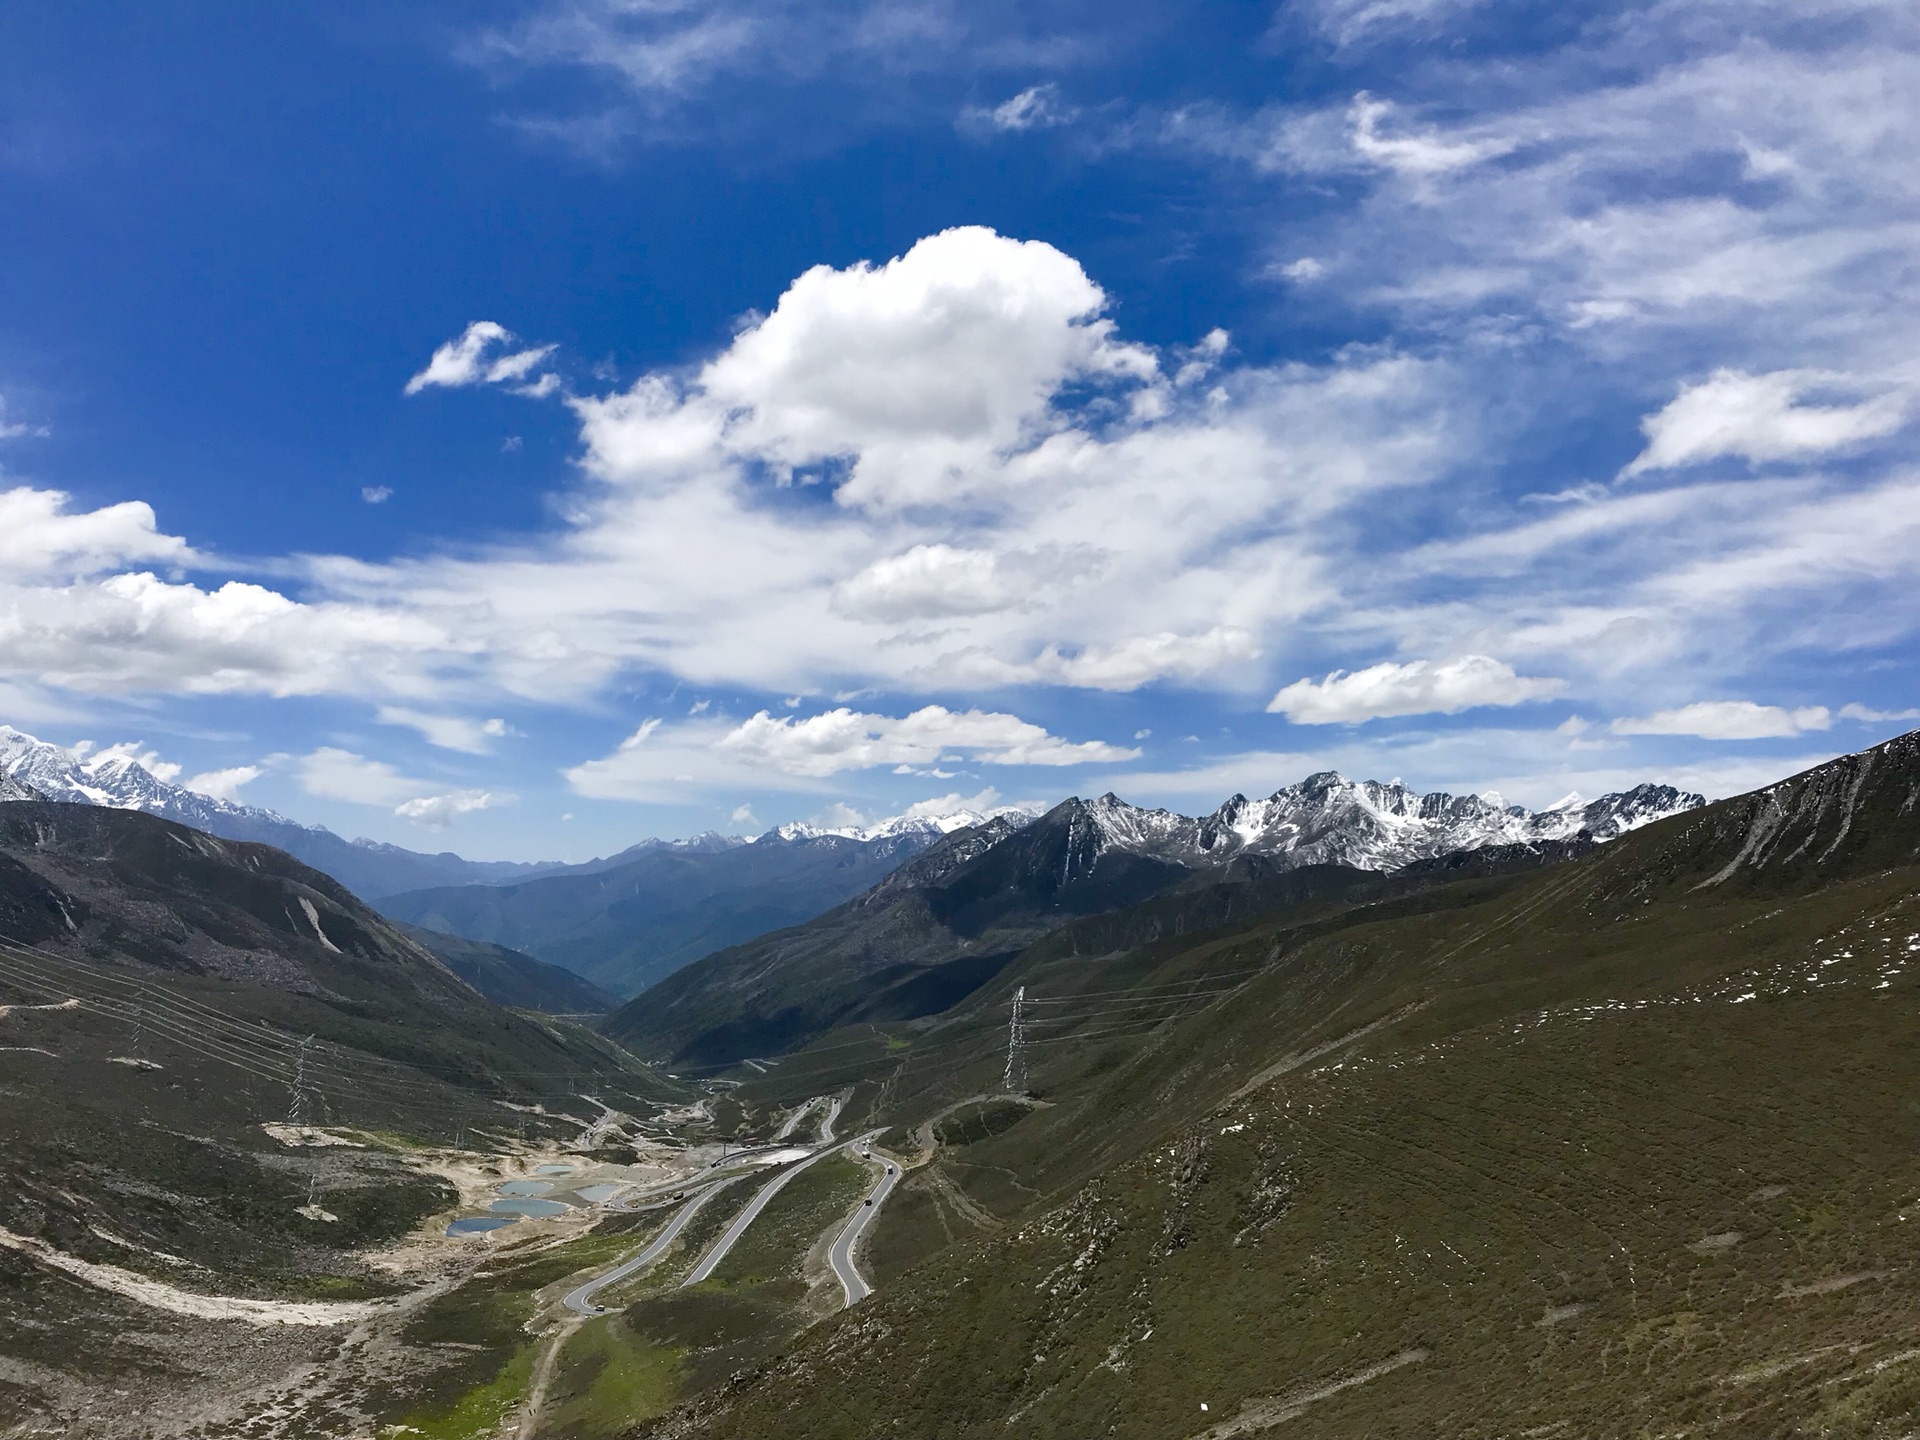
[606,777,1700,1067]
[1059,775,1702,874]
[767,802,1046,845]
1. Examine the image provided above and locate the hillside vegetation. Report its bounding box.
[633,734,1920,1439]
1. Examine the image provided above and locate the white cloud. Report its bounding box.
[0,487,194,578]
[361,485,393,505]
[565,704,1137,801]
[376,706,514,754]
[716,705,1137,776]
[978,84,1075,133]
[0,230,1476,712]
[1349,93,1514,176]
[297,747,424,807]
[0,570,459,698]
[404,321,556,395]
[897,786,1007,821]
[464,0,1087,149]
[1270,655,1566,723]
[294,746,498,825]
[184,765,262,803]
[1035,628,1260,691]
[831,543,1100,622]
[1298,0,1487,47]
[1623,369,1910,475]
[1837,702,1920,723]
[1611,700,1832,740]
[681,225,1158,510]
[394,790,498,828]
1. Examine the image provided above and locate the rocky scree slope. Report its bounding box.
[606,778,1697,1068]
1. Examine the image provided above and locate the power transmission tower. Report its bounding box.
[1003,986,1028,1095]
[287,1034,315,1127]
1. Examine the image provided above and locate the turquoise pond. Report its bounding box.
[497,1179,555,1197]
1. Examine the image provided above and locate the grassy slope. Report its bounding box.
[638,738,1920,1438]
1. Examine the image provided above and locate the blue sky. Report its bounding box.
[0,0,1915,861]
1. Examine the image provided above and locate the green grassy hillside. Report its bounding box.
[633,735,1920,1439]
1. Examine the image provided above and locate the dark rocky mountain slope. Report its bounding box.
[0,800,632,1088]
[394,921,619,1014]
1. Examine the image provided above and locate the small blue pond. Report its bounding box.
[575,1183,625,1204]
[497,1179,555,1197]
[535,1164,575,1175]
[490,1197,571,1218]
[447,1216,518,1236]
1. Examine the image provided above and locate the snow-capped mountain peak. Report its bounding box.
[765,801,1045,845]
[1057,771,1705,876]
[0,725,296,831]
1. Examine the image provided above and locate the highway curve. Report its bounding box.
[562,1175,746,1316]
[828,1148,899,1306]
[680,1130,880,1287]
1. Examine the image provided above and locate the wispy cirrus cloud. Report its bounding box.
[462,0,1110,153]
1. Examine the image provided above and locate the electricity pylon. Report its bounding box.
[1003,986,1028,1094]
[287,1034,314,1126]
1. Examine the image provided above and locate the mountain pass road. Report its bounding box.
[828,1149,899,1307]
[563,1175,745,1316]
[680,1130,881,1287]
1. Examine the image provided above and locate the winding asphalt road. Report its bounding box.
[562,1175,745,1316]
[679,1130,881,1287]
[828,1149,899,1307]
[774,1096,821,1140]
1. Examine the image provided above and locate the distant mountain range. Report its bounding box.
[376,827,954,997]
[0,726,561,899]
[0,722,1706,1027]
[605,776,1704,1066]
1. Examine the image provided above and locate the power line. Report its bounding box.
[0,933,649,1089]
